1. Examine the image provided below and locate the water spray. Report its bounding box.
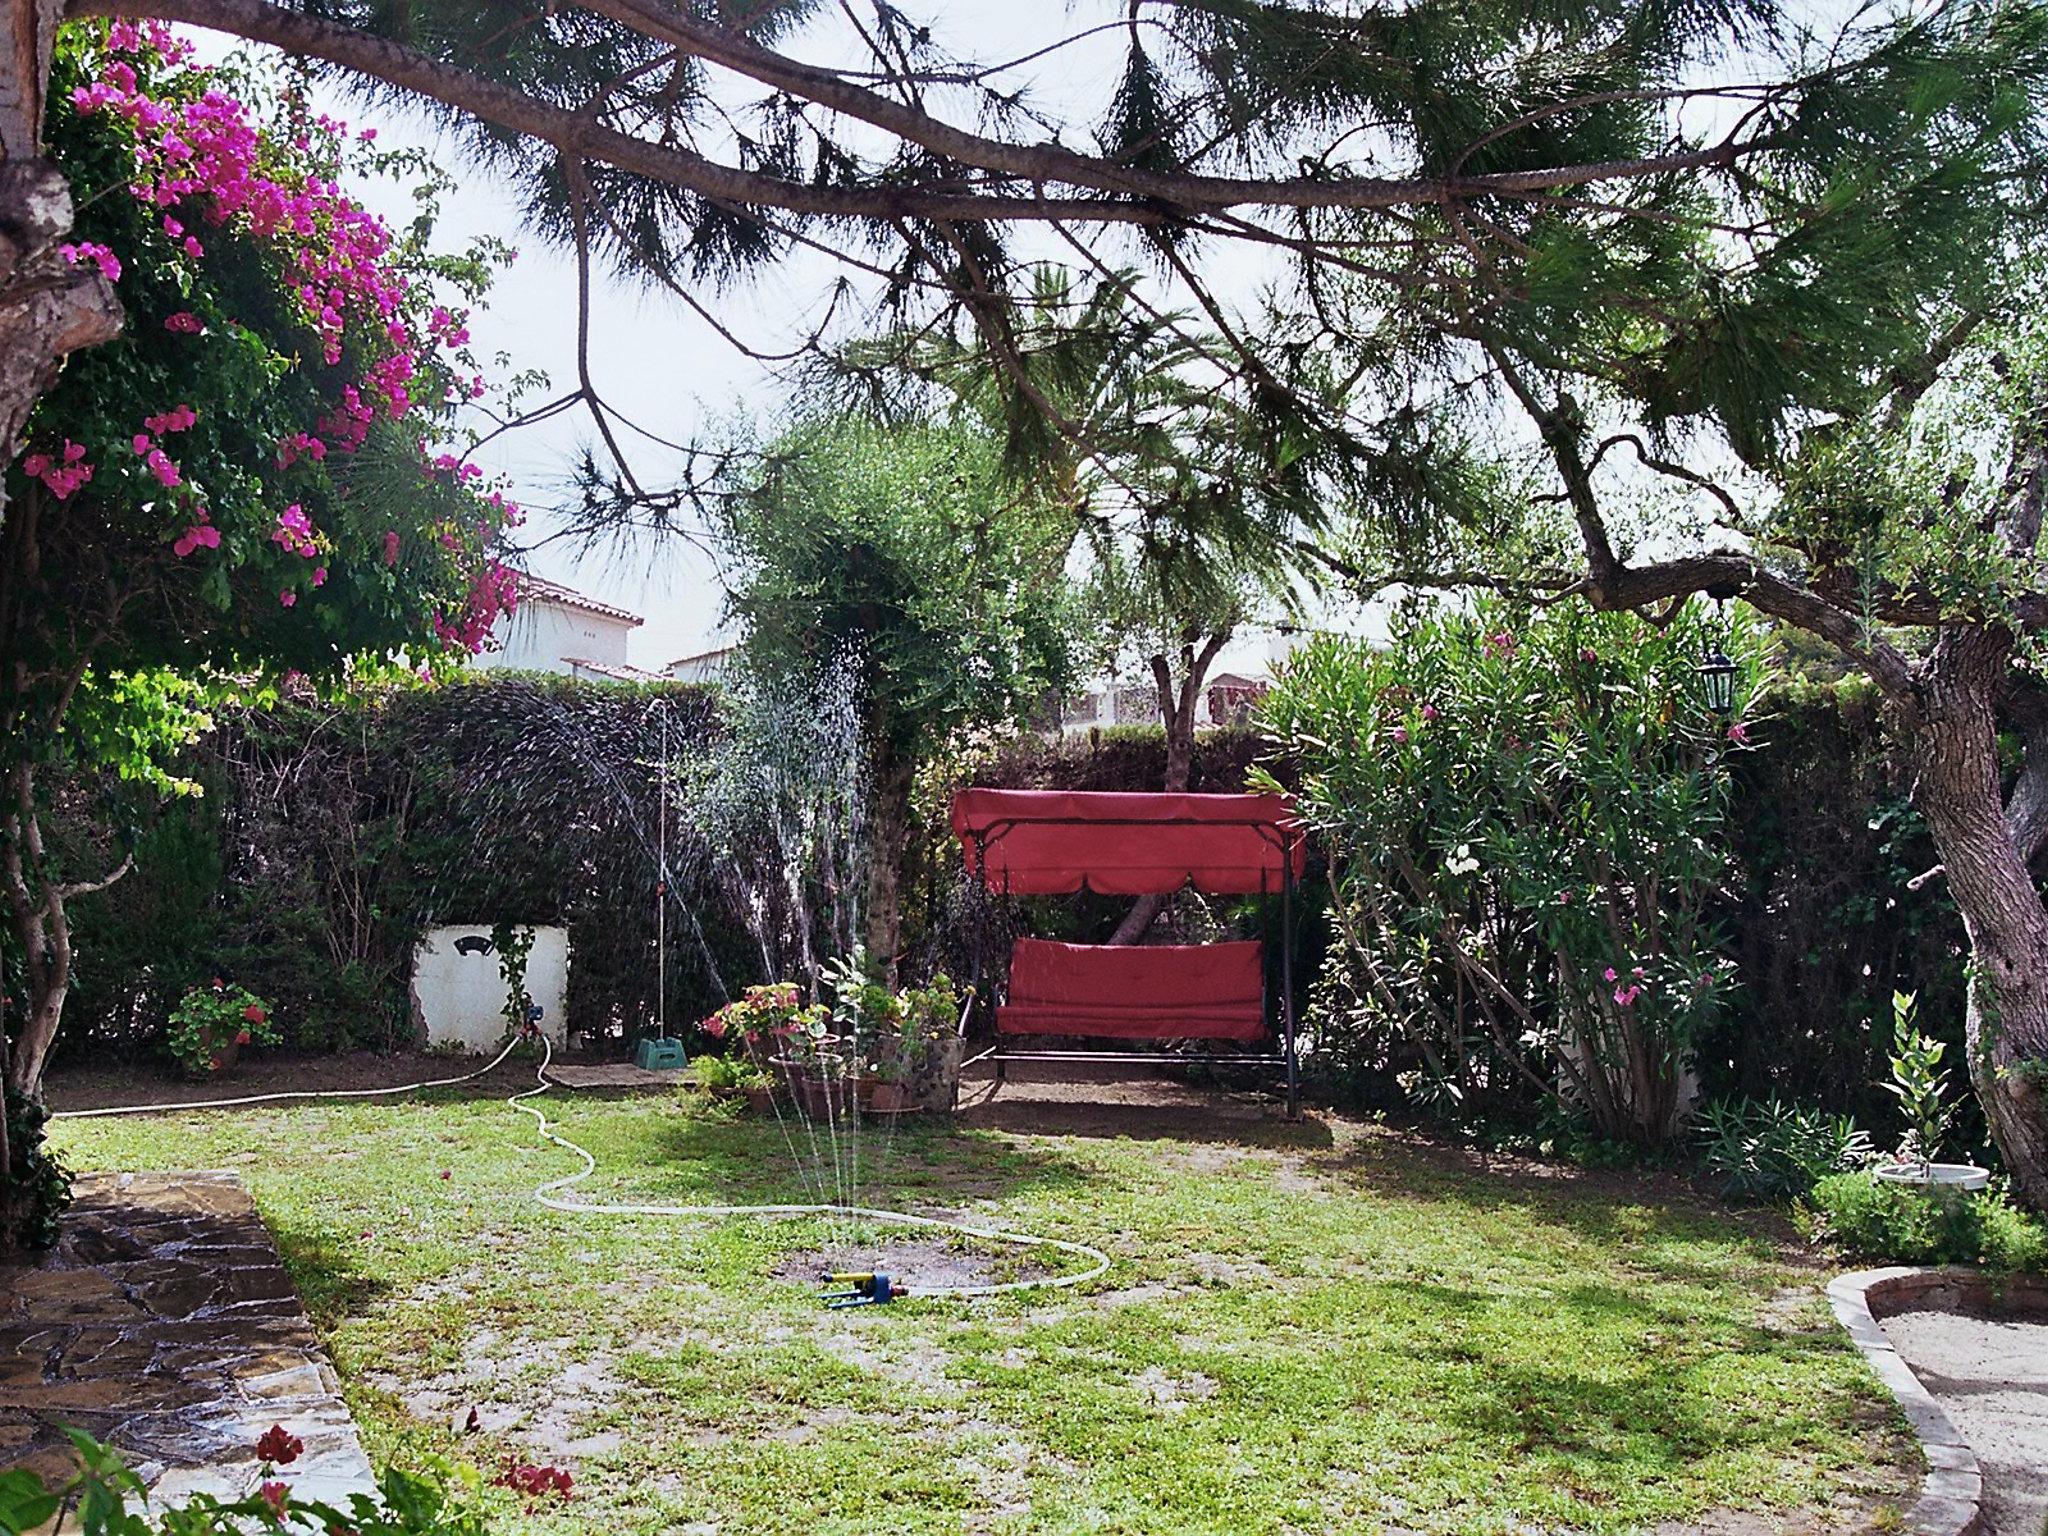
[634,703,688,1072]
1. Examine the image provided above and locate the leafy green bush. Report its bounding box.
[0,1087,71,1252]
[1697,1097,1872,1200]
[1802,1171,2048,1270]
[1262,597,1763,1145]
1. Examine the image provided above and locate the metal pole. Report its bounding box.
[657,707,668,1039]
[1282,836,1298,1120]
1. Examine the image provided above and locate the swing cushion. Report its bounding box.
[997,938,1268,1042]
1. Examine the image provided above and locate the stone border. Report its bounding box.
[1825,1266,2048,1536]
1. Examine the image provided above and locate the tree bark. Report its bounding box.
[1107,631,1228,945]
[1907,626,2048,1209]
[861,742,915,989]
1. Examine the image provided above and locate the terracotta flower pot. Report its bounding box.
[742,1085,779,1115]
[865,1081,916,1115]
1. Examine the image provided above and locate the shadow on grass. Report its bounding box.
[1310,1126,1799,1261]
[270,1218,390,1329]
[642,1103,1108,1210]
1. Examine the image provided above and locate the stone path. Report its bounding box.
[0,1171,373,1509]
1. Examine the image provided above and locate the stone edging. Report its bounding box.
[1823,1265,2048,1536]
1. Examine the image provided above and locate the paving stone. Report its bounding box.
[0,1171,375,1509]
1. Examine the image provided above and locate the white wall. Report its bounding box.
[482,600,635,674]
[412,925,570,1052]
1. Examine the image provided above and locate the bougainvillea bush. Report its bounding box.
[0,22,521,1248]
[1259,598,1762,1147]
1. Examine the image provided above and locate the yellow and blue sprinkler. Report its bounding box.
[819,1270,905,1309]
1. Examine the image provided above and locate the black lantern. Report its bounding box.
[1698,646,1738,715]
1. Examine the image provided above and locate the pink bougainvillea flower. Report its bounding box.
[1726,722,1750,745]
[311,566,327,587]
[144,447,181,488]
[132,433,152,455]
[163,311,203,334]
[1579,647,1598,664]
[279,590,297,608]
[382,530,401,566]
[58,240,122,281]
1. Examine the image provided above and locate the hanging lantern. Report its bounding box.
[1698,646,1738,715]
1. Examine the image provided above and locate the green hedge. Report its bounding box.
[45,675,1977,1129]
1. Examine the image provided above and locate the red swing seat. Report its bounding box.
[997,936,1268,1043]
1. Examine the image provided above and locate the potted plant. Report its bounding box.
[696,1052,779,1113]
[1873,991,1990,1192]
[860,973,965,1116]
[166,979,281,1078]
[704,984,848,1118]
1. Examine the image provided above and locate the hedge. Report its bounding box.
[33,676,1973,1146]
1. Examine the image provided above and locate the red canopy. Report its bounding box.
[950,788,1303,896]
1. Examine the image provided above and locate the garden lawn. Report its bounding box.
[49,1083,1910,1535]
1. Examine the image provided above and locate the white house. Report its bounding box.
[480,576,665,682]
[664,643,737,683]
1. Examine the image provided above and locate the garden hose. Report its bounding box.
[509,1033,1113,1302]
[49,1036,529,1119]
[49,1034,1114,1303]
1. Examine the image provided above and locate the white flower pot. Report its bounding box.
[1872,1161,1991,1193]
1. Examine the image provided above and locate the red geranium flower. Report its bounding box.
[243,1003,267,1024]
[256,1425,304,1465]
[234,1029,252,1046]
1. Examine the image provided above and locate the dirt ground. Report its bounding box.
[1881,1306,2048,1536]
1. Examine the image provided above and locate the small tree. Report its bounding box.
[718,416,1072,984]
[0,27,516,1248]
[1262,598,1761,1144]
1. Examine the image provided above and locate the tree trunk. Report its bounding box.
[1107,631,1228,945]
[1908,626,2048,1210]
[861,742,915,988]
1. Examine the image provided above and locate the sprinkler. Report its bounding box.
[819,1270,902,1309]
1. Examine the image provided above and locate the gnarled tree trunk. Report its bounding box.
[1910,625,2048,1210]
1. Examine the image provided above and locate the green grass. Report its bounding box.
[51,1091,1909,1534]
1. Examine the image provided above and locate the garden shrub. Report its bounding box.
[1263,598,1761,1145]
[1697,1096,1873,1201]
[1708,676,1970,1134]
[1802,1171,2048,1270]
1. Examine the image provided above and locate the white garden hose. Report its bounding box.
[51,1035,1112,1302]
[50,1036,529,1118]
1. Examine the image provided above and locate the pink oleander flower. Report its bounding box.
[1420,703,1438,722]
[1485,630,1516,656]
[1612,984,1643,1008]
[1391,725,1409,744]
[1726,722,1750,745]
[1602,967,1618,982]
